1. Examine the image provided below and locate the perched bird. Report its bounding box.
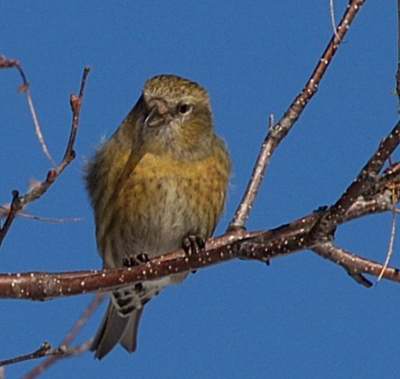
[85,74,231,359]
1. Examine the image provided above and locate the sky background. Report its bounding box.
[0,1,398,378]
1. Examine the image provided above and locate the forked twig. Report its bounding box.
[0,63,90,248]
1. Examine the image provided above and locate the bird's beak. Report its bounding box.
[144,101,170,128]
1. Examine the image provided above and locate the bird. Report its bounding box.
[85,74,231,359]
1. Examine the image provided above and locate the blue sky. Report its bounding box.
[0,1,398,378]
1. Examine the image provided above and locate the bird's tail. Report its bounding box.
[91,301,143,359]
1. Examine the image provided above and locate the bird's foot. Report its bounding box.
[122,253,150,267]
[182,234,205,256]
[182,234,205,274]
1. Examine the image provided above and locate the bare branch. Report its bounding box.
[0,342,54,367]
[0,65,90,248]
[1,188,399,302]
[0,55,55,165]
[230,0,366,230]
[0,339,93,371]
[229,116,275,230]
[309,121,400,242]
[0,191,20,247]
[22,295,104,379]
[329,0,341,41]
[26,87,56,166]
[0,205,81,224]
[377,206,398,282]
[60,67,90,169]
[312,243,372,287]
[312,242,400,284]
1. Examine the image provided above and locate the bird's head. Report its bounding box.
[135,74,214,159]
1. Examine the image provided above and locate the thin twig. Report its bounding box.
[60,67,91,169]
[377,205,397,282]
[61,295,104,347]
[0,191,20,247]
[0,55,55,165]
[329,0,341,41]
[0,205,82,224]
[0,64,90,248]
[229,0,365,229]
[0,339,93,370]
[0,342,53,367]
[23,294,104,379]
[62,339,93,357]
[16,214,82,224]
[228,116,275,230]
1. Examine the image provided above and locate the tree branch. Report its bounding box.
[309,121,400,243]
[21,294,104,379]
[0,63,90,248]
[313,243,400,284]
[0,343,55,367]
[0,55,55,165]
[0,182,399,302]
[230,0,366,230]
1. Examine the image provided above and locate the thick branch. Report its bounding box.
[0,186,398,301]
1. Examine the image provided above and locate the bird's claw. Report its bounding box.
[182,235,205,274]
[182,234,205,257]
[122,253,150,267]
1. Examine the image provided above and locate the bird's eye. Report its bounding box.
[177,103,192,115]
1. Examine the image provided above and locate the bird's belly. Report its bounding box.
[128,177,194,254]
[104,175,210,265]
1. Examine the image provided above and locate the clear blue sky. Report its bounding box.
[0,2,398,378]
